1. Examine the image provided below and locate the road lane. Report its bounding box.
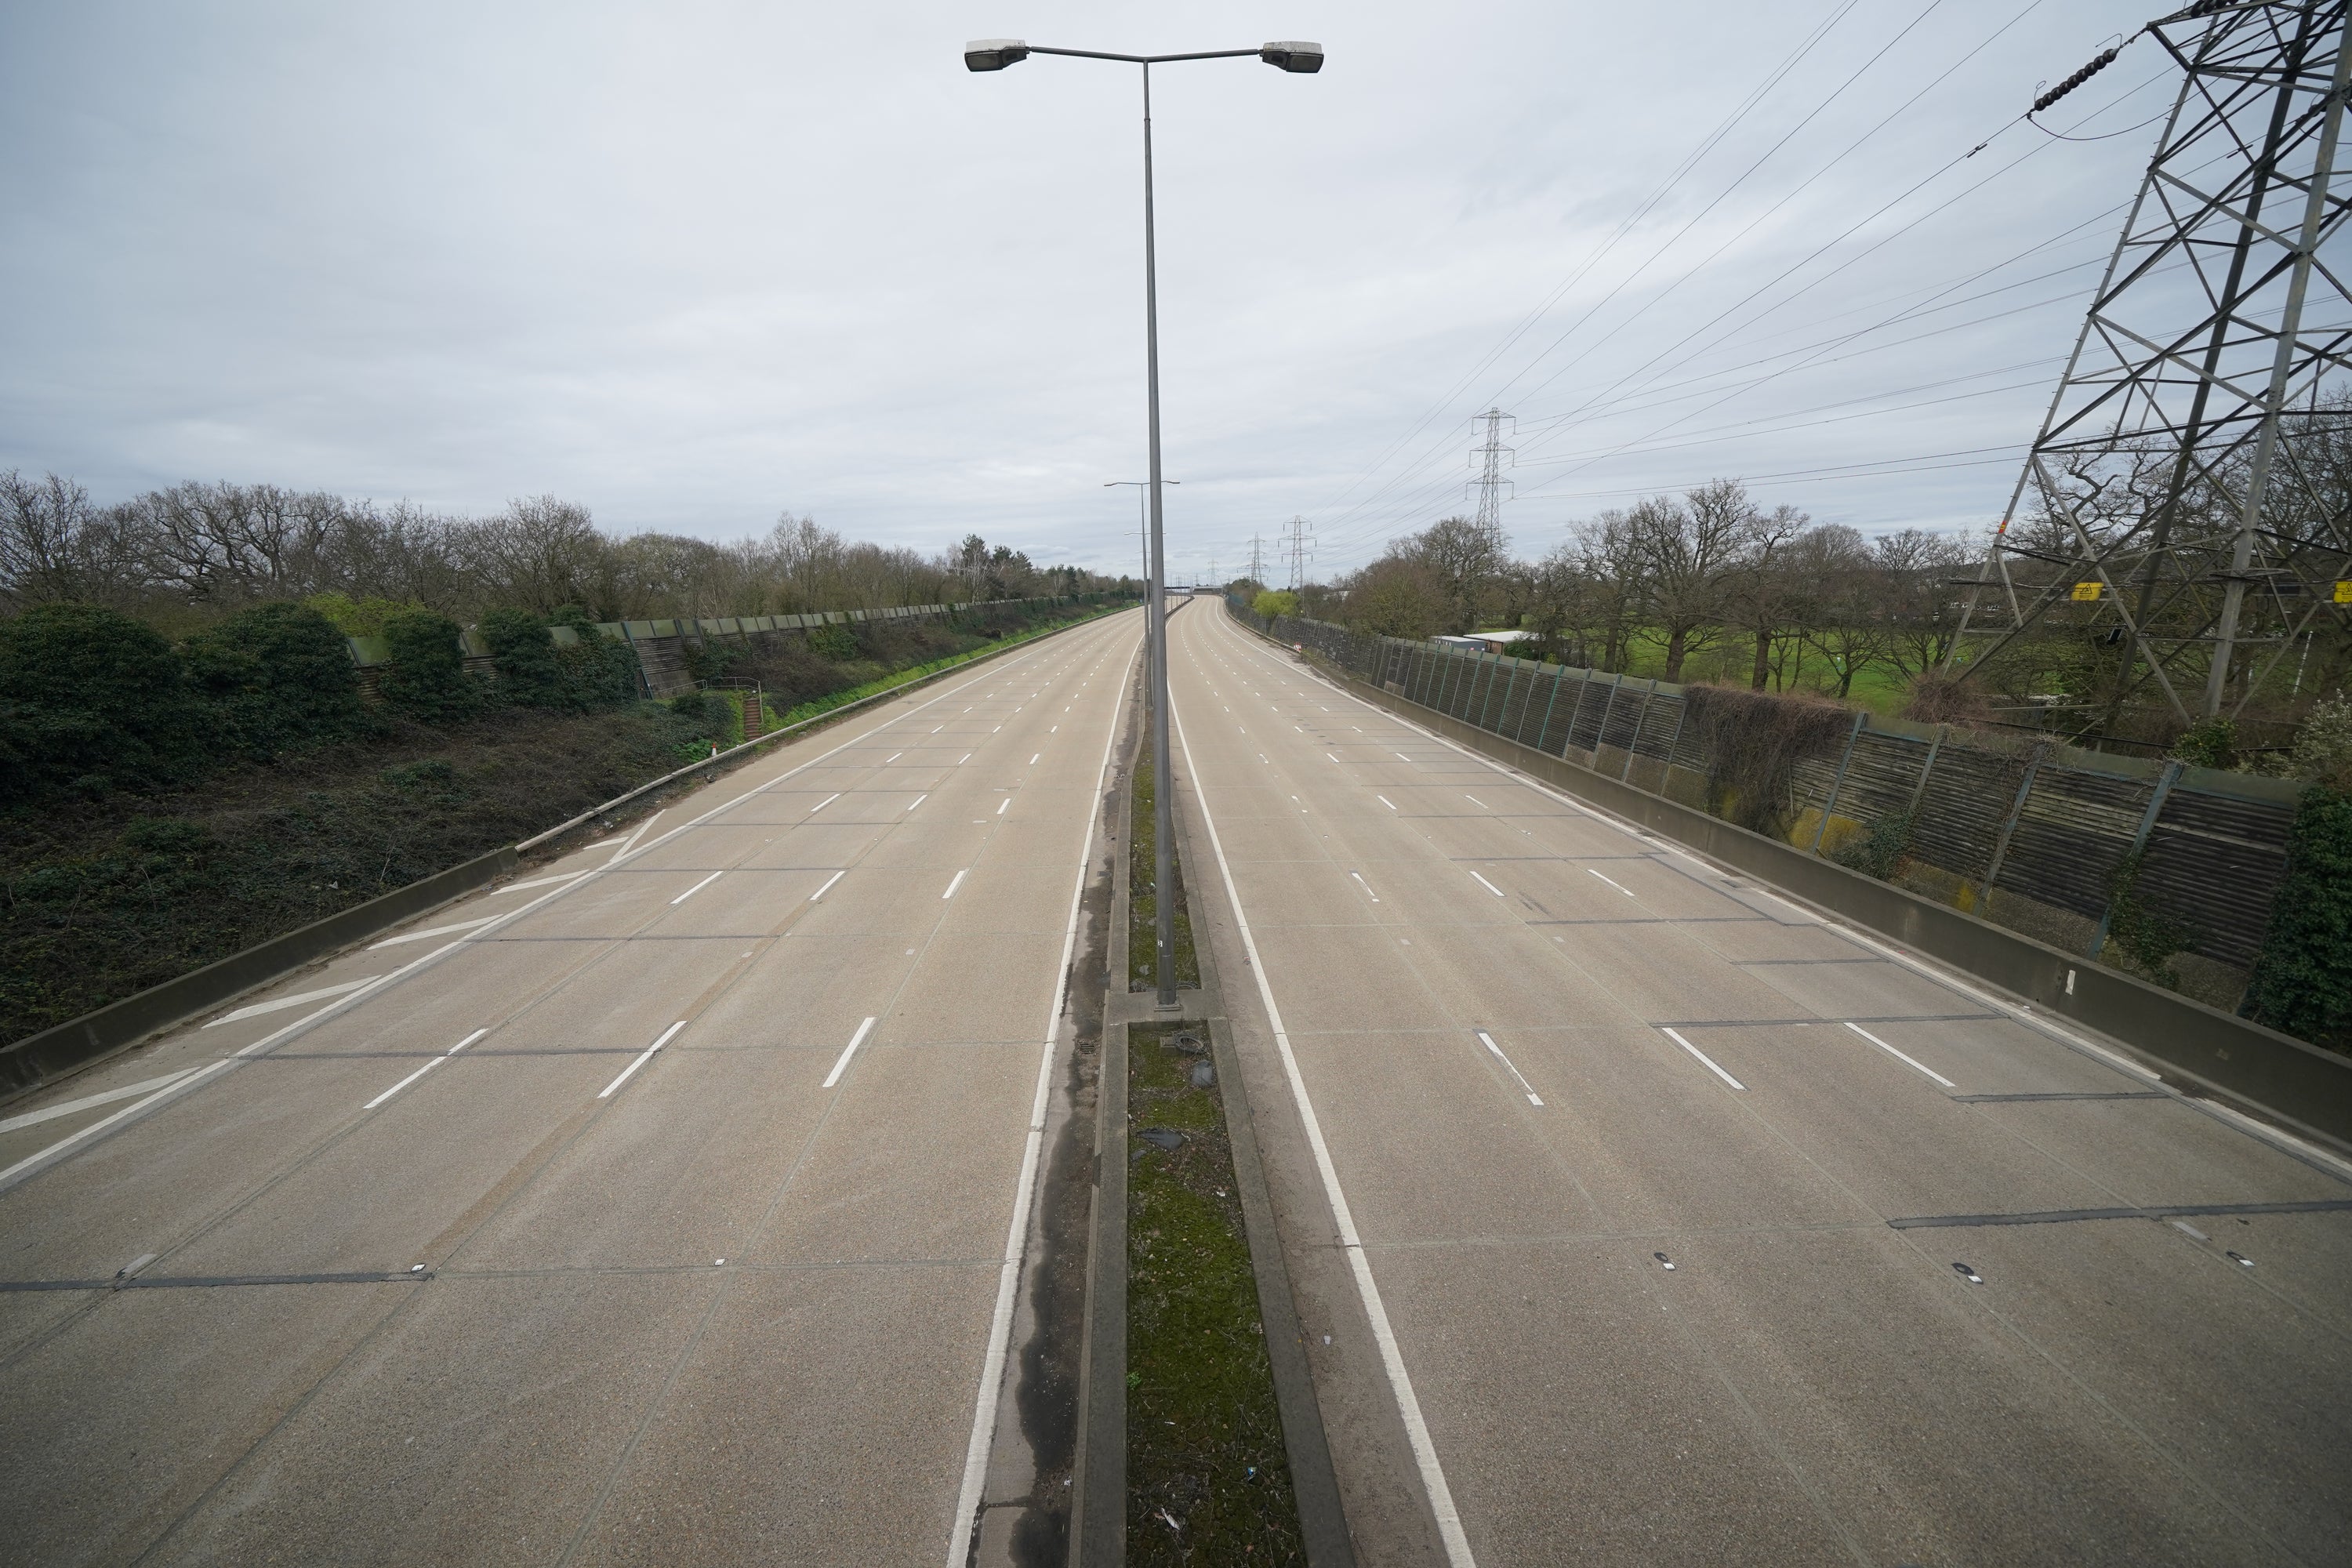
[0,608,1142,1567]
[1169,601,2352,1566]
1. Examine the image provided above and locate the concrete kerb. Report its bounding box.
[1261,630,2352,1160]
[0,606,1135,1109]
[1065,654,1355,1566]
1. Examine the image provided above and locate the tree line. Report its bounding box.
[1293,477,1975,699]
[0,472,1116,628]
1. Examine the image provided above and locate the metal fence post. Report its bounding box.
[1533,666,1566,754]
[1463,654,1492,721]
[1592,673,1627,764]
[1980,746,2048,891]
[1488,659,1520,734]
[1809,710,1871,853]
[1904,725,1947,817]
[1656,695,1690,797]
[2089,760,2184,957]
[1563,672,1600,760]
[1621,681,1658,782]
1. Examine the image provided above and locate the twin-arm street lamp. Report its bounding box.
[968,38,1323,1007]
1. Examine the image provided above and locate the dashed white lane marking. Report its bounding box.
[495,870,589,896]
[997,797,1011,815]
[1327,752,1341,764]
[822,1016,878,1089]
[1846,1022,1957,1088]
[1350,871,1381,903]
[907,793,928,813]
[1030,753,1040,764]
[670,870,724,906]
[808,792,842,814]
[1661,1027,1746,1090]
[205,978,376,1025]
[1476,1031,1544,1106]
[1468,869,1506,897]
[0,1069,201,1134]
[810,870,846,901]
[1464,794,1488,809]
[1377,795,1398,811]
[942,869,968,899]
[370,916,499,949]
[1396,751,1412,760]
[364,1028,489,1109]
[886,752,903,763]
[598,1021,687,1099]
[1587,868,1635,897]
[959,753,973,764]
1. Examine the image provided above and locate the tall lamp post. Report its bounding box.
[970,37,1323,1007]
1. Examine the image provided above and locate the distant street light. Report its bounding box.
[971,38,1322,1007]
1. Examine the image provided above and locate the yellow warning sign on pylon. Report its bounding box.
[2071,581,2104,601]
[2336,579,2352,604]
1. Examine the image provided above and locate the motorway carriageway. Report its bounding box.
[1165,601,2352,1567]
[0,608,1144,1566]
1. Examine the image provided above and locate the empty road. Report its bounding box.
[1167,599,2352,1567]
[0,608,1142,1566]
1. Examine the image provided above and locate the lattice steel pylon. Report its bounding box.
[1281,515,1314,590]
[1949,1,2352,722]
[1468,407,1516,535]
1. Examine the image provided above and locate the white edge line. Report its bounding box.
[1166,635,1477,1566]
[495,869,589,895]
[810,869,846,902]
[0,622,1116,1198]
[1661,1026,1747,1091]
[670,869,724,906]
[948,622,1141,1566]
[368,915,499,949]
[1845,1022,1958,1088]
[822,1016,879,1089]
[598,1020,687,1099]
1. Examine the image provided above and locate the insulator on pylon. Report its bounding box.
[2033,47,2119,113]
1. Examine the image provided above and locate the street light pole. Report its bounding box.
[969,37,1323,1007]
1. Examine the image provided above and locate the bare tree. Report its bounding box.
[0,470,144,610]
[1406,514,1511,633]
[1722,502,1813,689]
[1623,479,1759,681]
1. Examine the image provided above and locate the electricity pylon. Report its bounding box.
[1468,408,1515,534]
[1950,1,2352,721]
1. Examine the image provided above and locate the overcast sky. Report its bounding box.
[0,0,2172,581]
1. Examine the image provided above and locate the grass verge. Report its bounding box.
[1127,1020,1304,1564]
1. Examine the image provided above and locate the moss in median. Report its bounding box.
[1128,736,1201,992]
[1127,1022,1303,1564]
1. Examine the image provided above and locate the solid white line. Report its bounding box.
[1377,795,1398,811]
[1587,868,1635,897]
[1475,1031,1544,1106]
[1468,869,1505,897]
[997,797,1011,815]
[369,916,499,949]
[1166,670,1476,1567]
[907,793,928,813]
[942,869,968,899]
[204,978,375,1025]
[822,1016,878,1088]
[1845,1022,1958,1088]
[810,870,846,901]
[807,792,842,815]
[1661,1027,1746,1090]
[0,1069,201,1134]
[670,870,724,906]
[598,1020,687,1099]
[363,1028,488,1109]
[608,810,663,861]
[949,623,1141,1568]
[495,870,589,895]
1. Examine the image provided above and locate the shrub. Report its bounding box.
[181,601,372,758]
[0,601,206,804]
[805,622,860,660]
[479,608,572,710]
[2171,717,2238,771]
[1831,812,1914,880]
[1252,590,1301,620]
[376,609,481,724]
[2244,784,2352,1051]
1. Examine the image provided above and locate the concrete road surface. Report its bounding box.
[0,608,1142,1567]
[1167,601,2352,1567]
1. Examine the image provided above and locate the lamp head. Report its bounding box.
[1259,40,1323,73]
[964,38,1030,71]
